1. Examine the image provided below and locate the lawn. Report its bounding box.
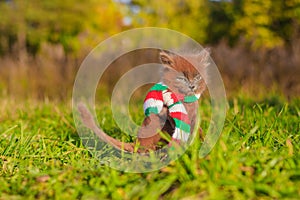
[0,96,299,199]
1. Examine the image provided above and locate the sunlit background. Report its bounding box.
[0,0,299,100]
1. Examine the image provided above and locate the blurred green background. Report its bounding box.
[0,0,299,100]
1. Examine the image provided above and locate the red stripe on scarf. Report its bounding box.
[170,92,185,102]
[144,90,163,102]
[169,112,190,124]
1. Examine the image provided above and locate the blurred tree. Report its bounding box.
[0,0,124,57]
[127,0,210,43]
[269,0,300,44]
[1,0,300,56]
[207,0,234,45]
[215,0,300,49]
[230,0,284,50]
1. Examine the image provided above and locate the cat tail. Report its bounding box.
[77,103,135,152]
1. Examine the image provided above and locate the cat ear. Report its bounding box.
[198,48,211,68]
[159,51,174,67]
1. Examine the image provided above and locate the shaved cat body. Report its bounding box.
[78,49,210,153]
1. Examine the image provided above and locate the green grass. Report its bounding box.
[0,96,299,199]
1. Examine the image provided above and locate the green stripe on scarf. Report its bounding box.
[173,118,191,133]
[149,83,168,91]
[145,107,159,116]
[184,95,199,103]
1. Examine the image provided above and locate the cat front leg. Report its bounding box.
[198,127,204,141]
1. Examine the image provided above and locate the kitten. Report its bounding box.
[78,49,210,153]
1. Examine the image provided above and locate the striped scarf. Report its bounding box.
[143,82,200,143]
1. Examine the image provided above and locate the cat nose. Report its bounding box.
[189,85,196,90]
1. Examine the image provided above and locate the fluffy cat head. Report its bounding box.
[160,48,210,96]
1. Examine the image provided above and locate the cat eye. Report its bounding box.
[176,76,188,83]
[194,75,202,82]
